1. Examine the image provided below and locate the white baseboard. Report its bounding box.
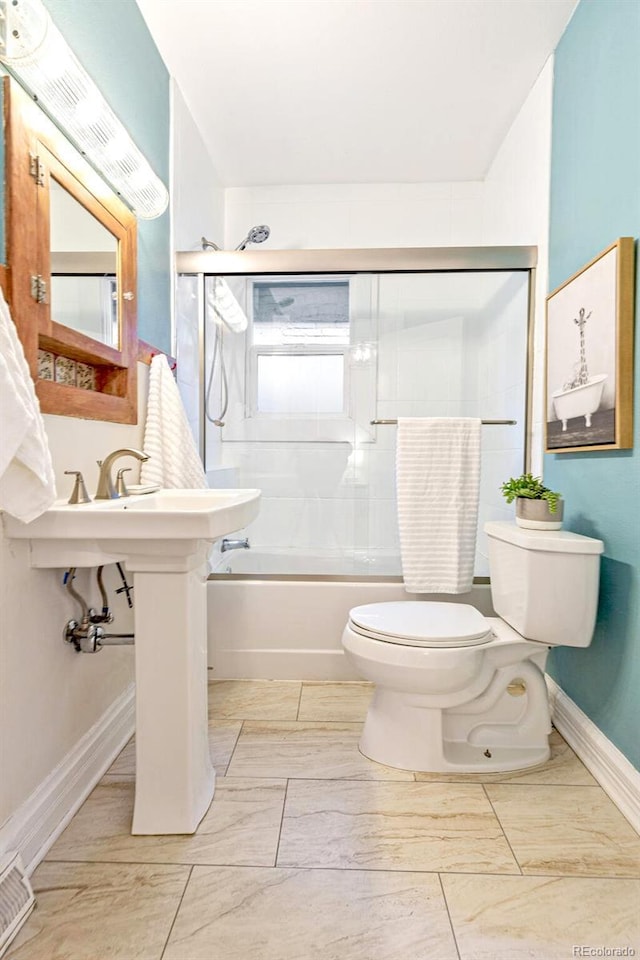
[547,676,640,833]
[0,684,135,875]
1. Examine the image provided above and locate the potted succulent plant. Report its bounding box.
[501,473,564,530]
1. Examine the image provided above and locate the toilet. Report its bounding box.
[342,521,603,773]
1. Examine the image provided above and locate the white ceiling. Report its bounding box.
[136,0,576,187]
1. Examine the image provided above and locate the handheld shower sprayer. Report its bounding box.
[235,225,271,250]
[201,225,271,253]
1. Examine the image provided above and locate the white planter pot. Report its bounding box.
[515,497,564,530]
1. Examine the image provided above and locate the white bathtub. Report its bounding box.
[211,546,402,578]
[552,373,608,430]
[207,549,494,680]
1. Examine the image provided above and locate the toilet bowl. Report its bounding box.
[342,521,604,773]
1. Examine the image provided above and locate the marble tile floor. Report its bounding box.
[8,679,640,960]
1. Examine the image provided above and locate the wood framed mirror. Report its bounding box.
[4,77,138,423]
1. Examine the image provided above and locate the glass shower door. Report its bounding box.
[202,265,531,579]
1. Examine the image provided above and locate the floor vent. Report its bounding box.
[0,855,35,958]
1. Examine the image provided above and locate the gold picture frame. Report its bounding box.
[545,237,635,453]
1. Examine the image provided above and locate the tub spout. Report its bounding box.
[221,538,250,553]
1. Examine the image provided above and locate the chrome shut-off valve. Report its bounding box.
[64,619,105,654]
[64,619,134,653]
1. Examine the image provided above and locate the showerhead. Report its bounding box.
[235,224,270,251]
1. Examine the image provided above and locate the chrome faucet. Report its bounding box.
[95,448,149,500]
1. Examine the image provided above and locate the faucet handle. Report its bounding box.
[64,471,92,505]
[115,467,132,498]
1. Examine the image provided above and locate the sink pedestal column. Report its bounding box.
[122,541,215,835]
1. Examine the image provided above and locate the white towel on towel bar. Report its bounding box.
[0,289,56,521]
[140,354,207,489]
[396,417,481,594]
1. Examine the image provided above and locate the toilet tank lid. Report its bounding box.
[484,521,604,554]
[349,602,490,643]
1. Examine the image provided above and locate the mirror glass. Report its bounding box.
[49,178,119,348]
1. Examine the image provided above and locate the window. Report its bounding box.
[249,279,350,418]
[218,273,376,443]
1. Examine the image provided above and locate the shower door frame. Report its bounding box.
[176,245,538,581]
[177,244,538,462]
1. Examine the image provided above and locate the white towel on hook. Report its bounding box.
[0,289,56,521]
[396,417,481,594]
[140,354,207,489]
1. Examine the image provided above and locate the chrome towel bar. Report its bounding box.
[370,419,517,425]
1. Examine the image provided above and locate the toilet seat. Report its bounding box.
[348,601,492,648]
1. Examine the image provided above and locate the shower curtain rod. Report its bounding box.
[370,419,517,425]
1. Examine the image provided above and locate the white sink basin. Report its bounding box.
[3,488,261,567]
[3,486,262,836]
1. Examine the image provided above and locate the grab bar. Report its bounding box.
[370,419,517,425]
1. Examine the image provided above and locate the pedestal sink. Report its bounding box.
[3,489,260,835]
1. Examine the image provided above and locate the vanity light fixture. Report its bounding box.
[0,0,169,219]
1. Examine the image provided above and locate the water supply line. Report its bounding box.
[96,565,111,623]
[64,567,91,624]
[114,561,133,608]
[63,566,134,654]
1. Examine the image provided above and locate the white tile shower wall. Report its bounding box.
[224,441,370,554]
[246,497,369,554]
[223,272,528,568]
[228,443,363,501]
[375,275,528,575]
[220,277,470,560]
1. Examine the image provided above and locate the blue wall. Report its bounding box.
[44,0,171,353]
[2,0,171,352]
[546,0,640,768]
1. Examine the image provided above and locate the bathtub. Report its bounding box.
[552,374,608,430]
[207,548,495,680]
[211,547,402,578]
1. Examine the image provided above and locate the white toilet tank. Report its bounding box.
[484,521,604,647]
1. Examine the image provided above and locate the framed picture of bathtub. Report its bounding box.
[545,237,635,453]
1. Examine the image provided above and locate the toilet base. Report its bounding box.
[359,677,551,773]
[360,735,550,774]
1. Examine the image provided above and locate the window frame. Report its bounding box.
[247,275,352,422]
[216,272,377,444]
